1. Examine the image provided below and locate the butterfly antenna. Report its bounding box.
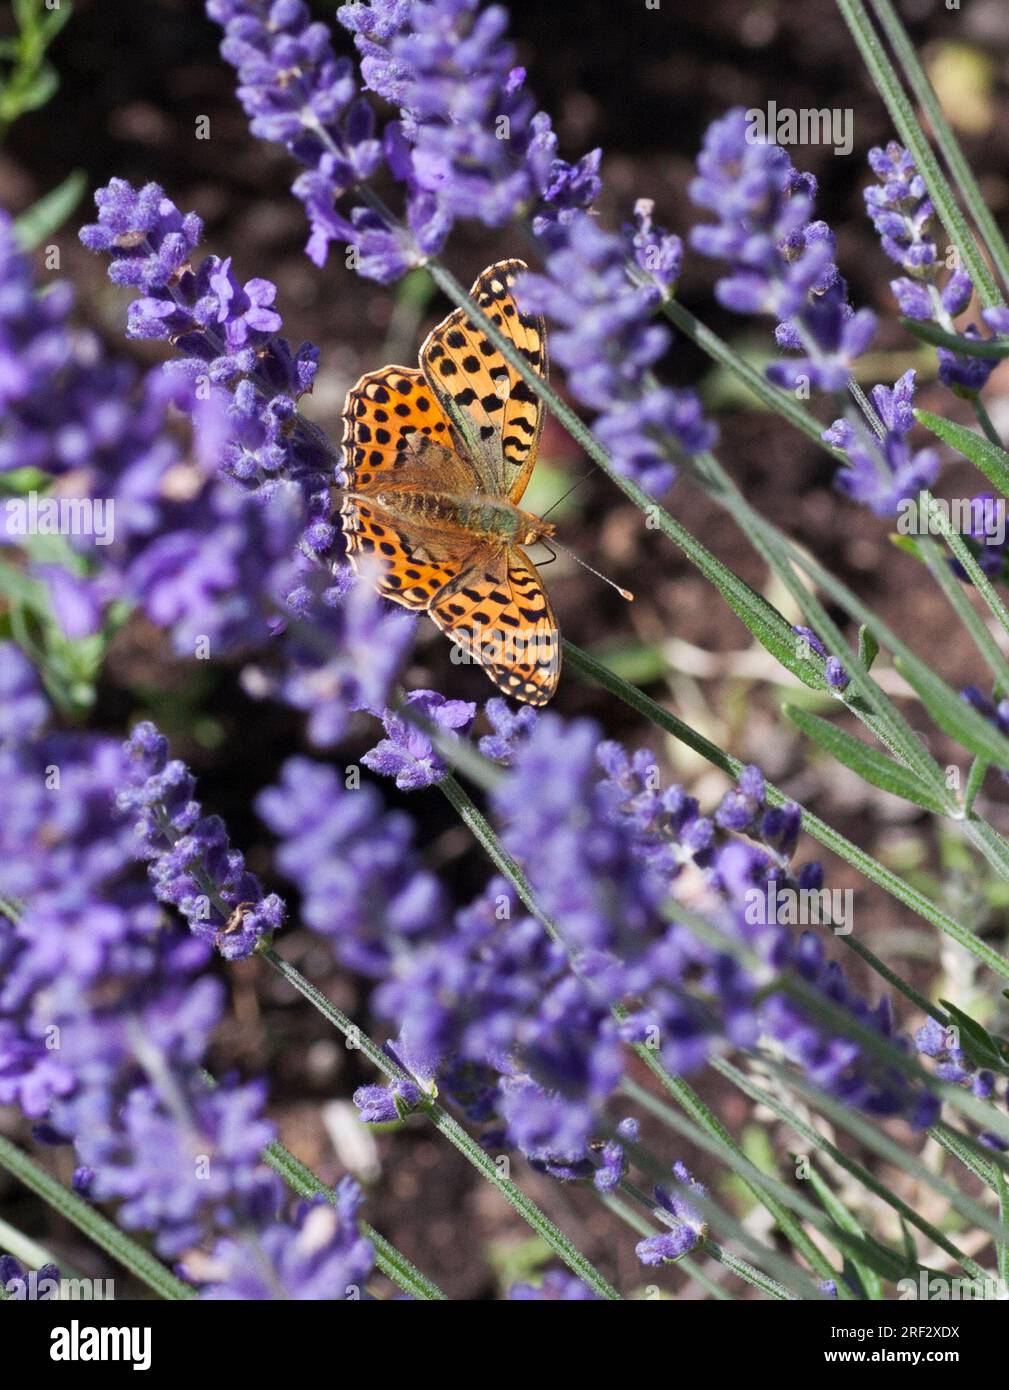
[545,535,634,602]
[540,470,596,520]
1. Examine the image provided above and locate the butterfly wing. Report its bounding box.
[341,498,480,611]
[420,260,547,503]
[429,545,560,706]
[340,364,483,496]
[341,364,483,609]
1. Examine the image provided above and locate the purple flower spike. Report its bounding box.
[118,720,286,959]
[865,141,999,398]
[690,108,875,394]
[825,370,939,517]
[208,0,387,270]
[363,690,476,790]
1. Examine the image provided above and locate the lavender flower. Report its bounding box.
[0,642,49,744]
[478,696,539,762]
[865,142,998,397]
[80,179,333,501]
[915,1015,1006,1149]
[208,0,386,270]
[628,198,682,297]
[257,756,446,976]
[949,494,1009,584]
[635,1161,707,1266]
[823,369,939,516]
[195,1180,374,1299]
[243,560,416,748]
[0,697,376,1292]
[0,1255,61,1299]
[362,689,476,790]
[793,626,850,691]
[690,108,876,392]
[519,216,716,493]
[118,720,285,960]
[337,0,600,242]
[78,181,418,719]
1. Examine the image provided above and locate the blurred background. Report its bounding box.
[2,0,1009,1297]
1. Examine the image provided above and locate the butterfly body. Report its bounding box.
[339,260,560,706]
[361,487,555,548]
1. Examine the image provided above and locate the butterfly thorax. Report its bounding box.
[372,489,555,546]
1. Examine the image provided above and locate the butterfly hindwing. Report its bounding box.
[430,545,560,706]
[342,499,475,611]
[420,260,547,503]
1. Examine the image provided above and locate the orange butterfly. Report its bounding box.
[338,260,560,705]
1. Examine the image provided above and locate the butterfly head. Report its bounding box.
[519,514,556,546]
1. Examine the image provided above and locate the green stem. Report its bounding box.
[256,946,620,1299]
[700,1238,796,1301]
[835,0,1003,309]
[711,1057,989,1282]
[974,398,1005,450]
[0,1135,196,1300]
[563,639,1009,984]
[869,0,1009,297]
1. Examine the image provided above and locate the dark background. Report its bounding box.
[2,0,1008,1298]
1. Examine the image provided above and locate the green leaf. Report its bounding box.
[901,317,1009,359]
[0,466,51,497]
[889,531,926,564]
[7,61,57,116]
[916,408,1009,498]
[937,998,1007,1072]
[14,169,86,250]
[784,704,949,814]
[995,1167,1009,1292]
[940,1001,1003,1063]
[895,654,1009,769]
[858,625,879,671]
[802,1160,885,1299]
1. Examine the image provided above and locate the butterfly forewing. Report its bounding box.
[420,260,547,503]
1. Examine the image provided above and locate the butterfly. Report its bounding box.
[338,259,560,706]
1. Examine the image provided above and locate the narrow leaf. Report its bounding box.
[995,1167,1009,1291]
[784,703,949,813]
[901,317,1009,359]
[895,654,1009,769]
[916,408,1009,498]
[14,170,86,250]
